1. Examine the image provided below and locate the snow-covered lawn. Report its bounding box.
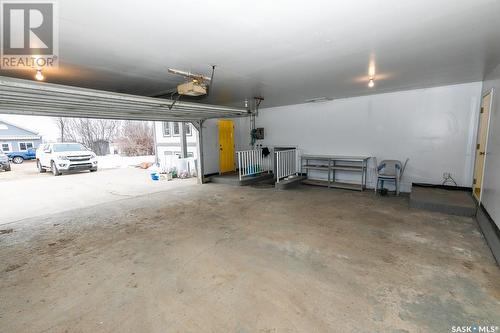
[97,154,155,169]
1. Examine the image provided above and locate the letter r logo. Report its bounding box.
[2,2,53,55]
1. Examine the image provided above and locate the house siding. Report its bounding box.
[0,120,42,152]
[154,121,198,169]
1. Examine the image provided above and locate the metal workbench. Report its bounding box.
[301,154,371,191]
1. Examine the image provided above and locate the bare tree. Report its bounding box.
[117,121,155,156]
[54,117,71,142]
[53,117,120,155]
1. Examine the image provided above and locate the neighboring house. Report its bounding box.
[91,140,110,156]
[155,121,197,168]
[0,120,42,153]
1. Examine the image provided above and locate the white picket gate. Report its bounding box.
[275,149,298,183]
[236,149,272,181]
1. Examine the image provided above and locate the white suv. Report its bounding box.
[36,142,98,176]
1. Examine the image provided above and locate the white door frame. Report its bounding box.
[474,88,494,202]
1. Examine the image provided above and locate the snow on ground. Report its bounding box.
[97,155,155,169]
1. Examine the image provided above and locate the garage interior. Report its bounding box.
[1,1,500,332]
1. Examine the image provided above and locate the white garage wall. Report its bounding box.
[201,119,220,175]
[245,82,481,191]
[233,117,252,151]
[481,64,500,228]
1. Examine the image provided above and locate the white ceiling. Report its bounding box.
[1,0,499,108]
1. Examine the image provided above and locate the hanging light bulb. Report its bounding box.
[368,77,375,88]
[35,69,44,81]
[244,99,249,108]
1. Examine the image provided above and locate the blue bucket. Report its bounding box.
[150,172,160,181]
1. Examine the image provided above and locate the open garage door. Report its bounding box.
[0,76,249,122]
[0,76,250,182]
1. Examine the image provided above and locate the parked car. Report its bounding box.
[36,142,98,176]
[0,151,11,171]
[7,147,37,164]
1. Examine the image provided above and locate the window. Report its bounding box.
[172,122,180,136]
[164,151,183,158]
[18,142,34,151]
[1,143,11,152]
[185,123,192,136]
[53,143,86,152]
[172,122,190,136]
[162,122,171,137]
[164,151,192,159]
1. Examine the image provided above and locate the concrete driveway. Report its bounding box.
[0,161,196,225]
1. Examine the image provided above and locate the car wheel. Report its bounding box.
[51,161,61,176]
[37,160,46,173]
[12,156,24,164]
[90,168,97,172]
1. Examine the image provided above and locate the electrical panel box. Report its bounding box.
[255,127,264,140]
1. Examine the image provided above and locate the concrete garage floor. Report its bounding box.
[1,184,499,332]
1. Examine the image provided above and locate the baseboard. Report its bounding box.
[476,203,500,266]
[203,172,219,178]
[412,183,472,192]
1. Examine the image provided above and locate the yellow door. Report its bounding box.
[473,92,492,201]
[219,120,235,174]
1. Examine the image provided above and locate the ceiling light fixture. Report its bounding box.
[368,77,375,88]
[35,69,44,81]
[367,54,376,88]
